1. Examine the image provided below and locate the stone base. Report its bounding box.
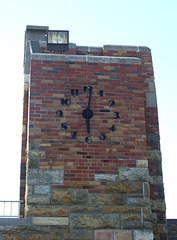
[0,218,154,240]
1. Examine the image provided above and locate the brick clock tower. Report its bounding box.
[18,25,168,239]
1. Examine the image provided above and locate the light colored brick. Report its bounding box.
[33,217,68,226]
[114,230,132,240]
[133,230,153,240]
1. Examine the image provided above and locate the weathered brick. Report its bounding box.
[89,193,126,205]
[26,205,68,216]
[27,169,64,185]
[94,230,113,240]
[107,182,143,194]
[114,230,132,240]
[119,167,149,182]
[51,189,88,205]
[70,214,119,229]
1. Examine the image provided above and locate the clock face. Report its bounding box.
[55,85,121,144]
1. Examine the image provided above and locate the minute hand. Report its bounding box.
[87,87,93,133]
[82,87,94,134]
[87,87,93,108]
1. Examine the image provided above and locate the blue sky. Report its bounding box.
[0,0,176,218]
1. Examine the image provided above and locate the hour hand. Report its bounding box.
[82,107,93,133]
[87,86,93,108]
[82,86,94,133]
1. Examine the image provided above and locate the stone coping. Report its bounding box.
[76,45,150,53]
[38,41,150,53]
[103,45,151,52]
[31,53,141,65]
[26,25,48,31]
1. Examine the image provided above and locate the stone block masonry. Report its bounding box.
[0,26,167,240]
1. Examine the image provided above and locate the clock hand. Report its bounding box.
[87,86,93,109]
[86,87,93,133]
[82,86,94,134]
[87,118,90,133]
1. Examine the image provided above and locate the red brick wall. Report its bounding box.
[28,58,146,183]
[24,46,158,198]
[18,44,167,239]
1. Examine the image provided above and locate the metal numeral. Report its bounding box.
[56,110,63,117]
[110,125,116,131]
[61,123,67,130]
[61,98,71,106]
[83,86,87,93]
[71,89,79,96]
[71,132,77,139]
[85,136,92,144]
[109,100,115,107]
[100,109,110,113]
[83,86,92,93]
[99,133,106,140]
[99,90,104,97]
[114,112,120,119]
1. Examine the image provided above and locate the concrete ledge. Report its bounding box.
[77,46,102,52]
[103,45,151,52]
[38,41,150,54]
[31,53,141,65]
[26,25,48,31]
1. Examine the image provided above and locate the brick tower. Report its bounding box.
[0,25,168,240]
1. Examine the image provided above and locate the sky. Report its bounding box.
[0,0,176,218]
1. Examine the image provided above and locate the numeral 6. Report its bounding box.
[99,133,106,140]
[85,136,92,144]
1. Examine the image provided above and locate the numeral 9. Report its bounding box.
[56,110,63,117]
